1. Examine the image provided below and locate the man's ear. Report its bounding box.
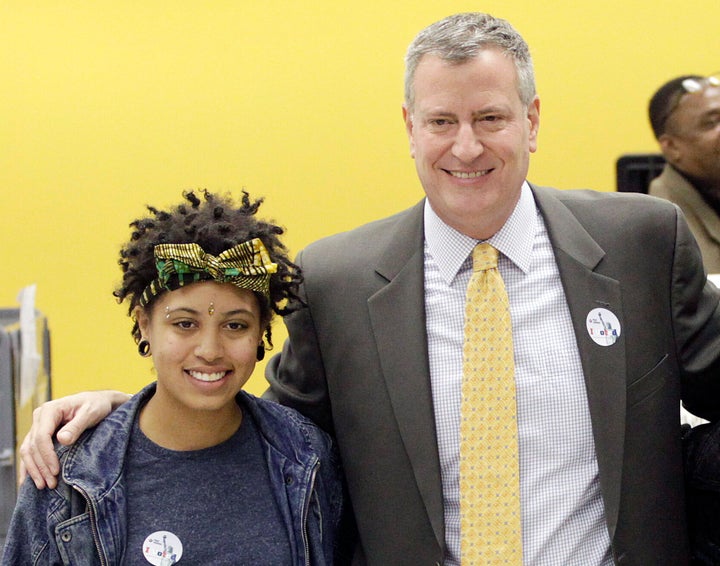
[402,105,416,159]
[658,133,681,164]
[528,95,540,153]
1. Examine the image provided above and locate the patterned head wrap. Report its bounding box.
[138,238,278,307]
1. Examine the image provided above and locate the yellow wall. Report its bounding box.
[1,1,718,398]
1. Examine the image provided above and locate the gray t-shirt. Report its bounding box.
[122,406,291,565]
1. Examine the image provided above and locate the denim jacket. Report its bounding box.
[2,383,344,565]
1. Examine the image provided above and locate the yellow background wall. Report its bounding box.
[1,1,718,398]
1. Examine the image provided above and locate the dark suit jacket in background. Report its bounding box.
[266,184,720,565]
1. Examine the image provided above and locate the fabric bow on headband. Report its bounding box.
[138,238,278,307]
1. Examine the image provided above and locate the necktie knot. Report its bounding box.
[472,242,499,272]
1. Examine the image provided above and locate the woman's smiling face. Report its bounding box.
[137,281,262,418]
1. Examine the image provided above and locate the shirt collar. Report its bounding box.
[424,182,538,285]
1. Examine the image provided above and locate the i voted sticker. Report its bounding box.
[586,308,621,347]
[142,531,183,565]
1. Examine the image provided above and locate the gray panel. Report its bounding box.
[0,309,51,552]
[0,326,15,551]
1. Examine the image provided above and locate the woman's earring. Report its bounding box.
[256,344,265,361]
[138,339,151,357]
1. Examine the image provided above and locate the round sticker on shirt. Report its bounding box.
[586,308,621,347]
[142,531,183,565]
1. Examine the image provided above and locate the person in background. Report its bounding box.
[648,73,720,272]
[18,14,720,565]
[2,190,343,565]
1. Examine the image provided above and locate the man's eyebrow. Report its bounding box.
[701,108,720,117]
[472,105,509,116]
[422,108,458,117]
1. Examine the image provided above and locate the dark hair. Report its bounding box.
[114,189,301,348]
[648,74,703,139]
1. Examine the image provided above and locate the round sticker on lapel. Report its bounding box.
[586,308,621,346]
[142,531,183,565]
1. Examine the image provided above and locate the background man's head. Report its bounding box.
[649,74,720,185]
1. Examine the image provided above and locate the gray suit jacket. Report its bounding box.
[266,184,720,565]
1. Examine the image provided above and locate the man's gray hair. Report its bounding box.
[404,13,536,112]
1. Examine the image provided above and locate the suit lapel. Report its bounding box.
[367,201,445,550]
[533,186,627,540]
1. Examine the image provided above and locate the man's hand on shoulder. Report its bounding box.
[19,390,131,489]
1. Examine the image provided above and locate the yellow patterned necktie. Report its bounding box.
[460,243,522,564]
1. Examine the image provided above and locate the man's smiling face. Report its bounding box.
[403,48,539,239]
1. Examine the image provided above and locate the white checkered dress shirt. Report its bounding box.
[424,184,613,565]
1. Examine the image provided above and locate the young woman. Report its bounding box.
[2,190,343,565]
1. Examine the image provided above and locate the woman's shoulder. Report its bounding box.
[238,391,334,455]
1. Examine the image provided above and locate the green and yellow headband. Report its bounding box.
[138,238,278,307]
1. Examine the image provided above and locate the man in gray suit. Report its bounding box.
[19,13,720,566]
[264,14,720,565]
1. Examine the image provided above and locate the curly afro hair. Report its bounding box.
[114,189,302,349]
